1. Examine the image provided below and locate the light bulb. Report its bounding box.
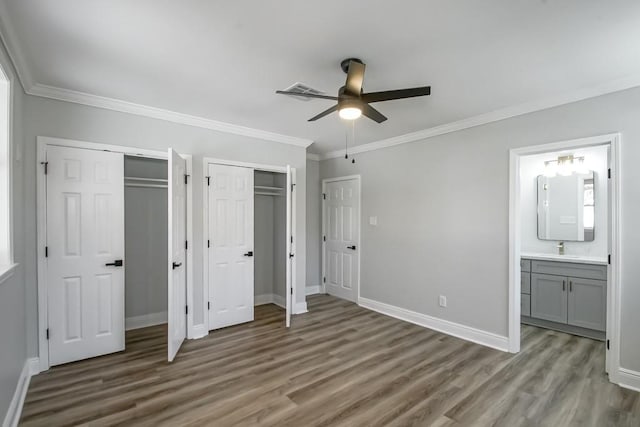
[339,107,362,120]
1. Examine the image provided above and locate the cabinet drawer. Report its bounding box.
[521,272,531,294]
[521,294,531,317]
[531,260,607,281]
[520,259,531,273]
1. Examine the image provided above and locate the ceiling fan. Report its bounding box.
[276,58,431,123]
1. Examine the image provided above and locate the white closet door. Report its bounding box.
[285,166,293,327]
[167,148,187,362]
[46,145,125,366]
[325,178,360,302]
[208,164,254,330]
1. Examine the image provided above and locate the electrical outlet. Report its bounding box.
[439,295,447,308]
[369,216,378,226]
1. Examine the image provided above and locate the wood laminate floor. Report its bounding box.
[21,295,640,426]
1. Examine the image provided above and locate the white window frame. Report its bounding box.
[0,55,17,285]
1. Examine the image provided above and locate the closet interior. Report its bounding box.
[254,170,287,308]
[124,155,169,330]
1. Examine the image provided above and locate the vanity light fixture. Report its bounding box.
[544,155,585,176]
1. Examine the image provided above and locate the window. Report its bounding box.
[0,64,11,269]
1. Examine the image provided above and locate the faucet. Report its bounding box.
[557,241,565,255]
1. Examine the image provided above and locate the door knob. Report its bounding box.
[105,259,123,267]
[172,262,182,270]
[244,251,254,257]
[347,245,356,250]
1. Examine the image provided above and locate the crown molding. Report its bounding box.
[27,83,314,147]
[306,152,321,161]
[0,2,34,90]
[319,73,640,160]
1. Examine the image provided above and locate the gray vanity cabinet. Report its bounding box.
[568,277,606,331]
[531,273,568,323]
[522,257,607,339]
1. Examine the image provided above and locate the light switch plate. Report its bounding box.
[369,216,377,226]
[439,295,447,308]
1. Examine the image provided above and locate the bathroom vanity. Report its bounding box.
[521,254,607,340]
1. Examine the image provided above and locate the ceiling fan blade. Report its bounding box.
[361,86,431,103]
[308,104,339,121]
[361,103,387,123]
[276,90,338,101]
[344,60,365,96]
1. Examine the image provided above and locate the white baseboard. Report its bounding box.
[618,368,640,392]
[255,294,286,309]
[191,324,208,339]
[306,285,321,295]
[294,301,308,314]
[358,297,509,352]
[3,357,39,427]
[125,311,167,331]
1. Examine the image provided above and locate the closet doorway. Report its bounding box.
[203,159,296,330]
[36,137,192,371]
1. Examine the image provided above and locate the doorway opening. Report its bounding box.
[36,137,192,370]
[509,133,621,385]
[203,158,296,331]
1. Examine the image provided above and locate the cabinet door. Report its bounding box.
[568,277,606,331]
[531,273,568,324]
[521,272,531,294]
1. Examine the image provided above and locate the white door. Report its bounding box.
[208,164,254,330]
[167,148,187,362]
[285,166,293,327]
[46,145,125,366]
[324,178,360,302]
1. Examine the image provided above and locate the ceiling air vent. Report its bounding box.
[281,82,326,101]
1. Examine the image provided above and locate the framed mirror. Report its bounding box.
[537,171,595,241]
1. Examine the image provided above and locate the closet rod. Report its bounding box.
[125,183,168,189]
[255,192,283,197]
[124,177,168,183]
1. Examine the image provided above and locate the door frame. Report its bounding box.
[321,175,362,302]
[36,136,193,372]
[508,133,621,383]
[201,157,297,332]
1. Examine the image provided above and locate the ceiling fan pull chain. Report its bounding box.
[351,121,356,163]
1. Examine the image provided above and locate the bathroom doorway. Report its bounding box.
[508,133,621,385]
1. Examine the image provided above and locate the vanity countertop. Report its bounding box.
[521,252,608,266]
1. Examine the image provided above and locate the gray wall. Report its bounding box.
[0,41,27,421]
[22,95,307,358]
[124,157,168,319]
[320,86,640,373]
[254,171,275,297]
[305,158,321,290]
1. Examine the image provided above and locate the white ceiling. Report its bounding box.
[2,0,640,154]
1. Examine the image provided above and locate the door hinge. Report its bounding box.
[323,276,326,283]
[46,328,50,340]
[291,183,296,192]
[322,193,326,200]
[291,288,293,295]
[207,239,210,248]
[290,235,293,244]
[206,176,210,186]
[289,253,294,259]
[607,339,610,350]
[184,174,189,185]
[45,246,48,257]
[323,235,326,242]
[608,168,611,179]
[207,301,210,310]
[41,161,49,175]
[608,254,611,265]
[185,240,188,250]
[185,305,188,315]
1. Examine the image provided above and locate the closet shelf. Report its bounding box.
[255,191,283,197]
[254,185,283,192]
[124,176,168,183]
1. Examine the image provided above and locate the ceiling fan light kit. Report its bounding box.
[276,58,431,123]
